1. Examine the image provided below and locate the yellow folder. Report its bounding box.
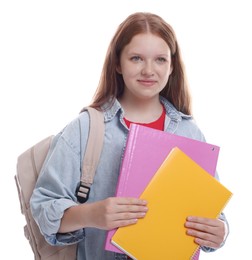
[111,147,232,260]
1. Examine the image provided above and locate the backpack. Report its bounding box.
[14,107,105,260]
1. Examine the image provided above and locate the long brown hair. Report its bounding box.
[88,12,191,115]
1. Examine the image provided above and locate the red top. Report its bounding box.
[124,105,165,131]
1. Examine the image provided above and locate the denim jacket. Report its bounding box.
[30,96,228,260]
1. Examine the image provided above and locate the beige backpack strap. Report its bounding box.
[76,107,105,203]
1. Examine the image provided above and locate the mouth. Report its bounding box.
[138,79,157,86]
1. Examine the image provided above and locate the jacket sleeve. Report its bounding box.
[30,113,89,246]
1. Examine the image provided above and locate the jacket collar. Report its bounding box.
[101,96,192,124]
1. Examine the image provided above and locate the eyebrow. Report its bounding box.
[127,51,170,57]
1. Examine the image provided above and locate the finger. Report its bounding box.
[116,211,147,220]
[117,197,148,206]
[102,197,148,217]
[186,216,220,227]
[185,221,218,235]
[194,236,221,249]
[116,203,148,213]
[186,226,223,248]
[114,197,148,213]
[109,212,146,229]
[110,218,139,229]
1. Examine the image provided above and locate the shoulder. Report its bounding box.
[160,96,192,121]
[160,96,205,142]
[51,111,90,156]
[176,116,206,141]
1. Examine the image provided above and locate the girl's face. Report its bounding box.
[118,33,173,102]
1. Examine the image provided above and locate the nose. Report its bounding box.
[141,61,154,76]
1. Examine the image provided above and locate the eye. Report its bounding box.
[130,56,142,62]
[156,57,167,63]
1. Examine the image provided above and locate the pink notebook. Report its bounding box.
[105,124,220,259]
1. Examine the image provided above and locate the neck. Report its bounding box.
[119,97,163,124]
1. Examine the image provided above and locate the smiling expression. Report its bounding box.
[118,33,173,102]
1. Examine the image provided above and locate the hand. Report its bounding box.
[185,216,226,249]
[87,197,148,230]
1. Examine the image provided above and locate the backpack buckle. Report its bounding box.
[76,182,91,203]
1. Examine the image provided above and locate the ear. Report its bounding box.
[116,64,122,74]
[169,64,173,75]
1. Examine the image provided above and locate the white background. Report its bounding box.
[1,0,251,259]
